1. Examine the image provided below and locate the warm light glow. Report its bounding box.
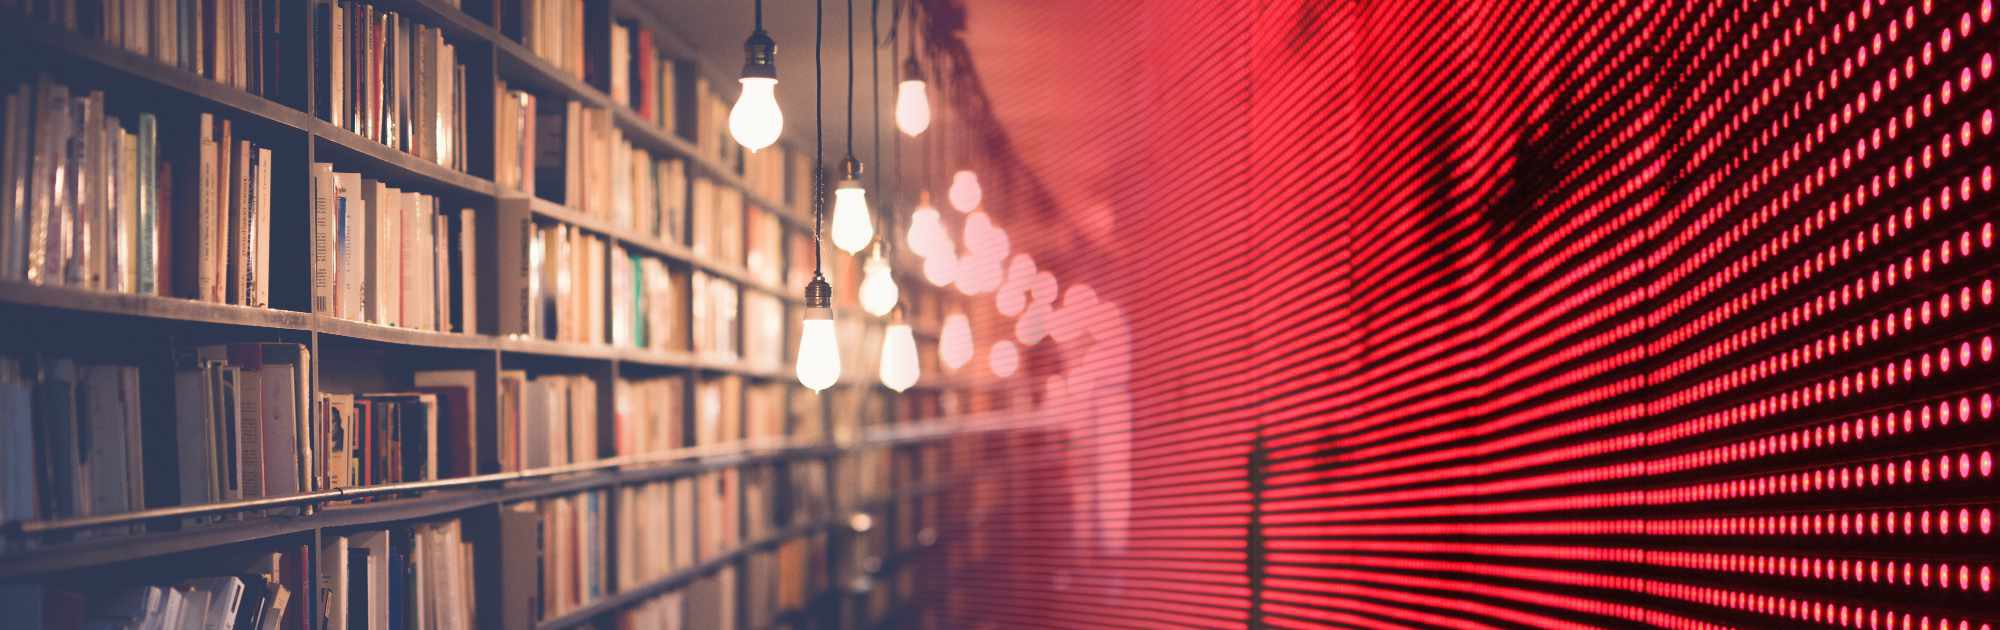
[948,170,982,212]
[964,212,1010,263]
[896,79,930,136]
[795,312,841,391]
[989,340,1019,377]
[830,183,874,254]
[1050,284,1097,344]
[923,251,958,287]
[1017,301,1049,345]
[729,78,783,151]
[879,323,920,391]
[940,313,974,369]
[957,254,1002,295]
[996,284,1027,316]
[907,198,950,258]
[859,256,899,316]
[1029,271,1058,304]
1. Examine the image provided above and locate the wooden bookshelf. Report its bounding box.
[1,0,983,627]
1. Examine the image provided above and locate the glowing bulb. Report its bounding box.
[948,170,982,212]
[729,78,783,151]
[957,255,1002,295]
[830,180,874,254]
[964,212,1010,262]
[879,323,920,391]
[906,196,949,257]
[989,341,1019,377]
[996,284,1027,316]
[859,256,898,316]
[940,313,974,369]
[896,78,930,136]
[1029,271,1058,304]
[923,251,958,287]
[796,308,841,391]
[1017,302,1050,345]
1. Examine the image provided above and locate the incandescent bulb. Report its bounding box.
[906,194,948,257]
[879,323,920,391]
[1029,271,1058,305]
[830,181,874,254]
[940,313,974,370]
[859,256,898,316]
[896,79,930,136]
[795,309,842,391]
[1017,302,1050,345]
[948,170,981,212]
[729,78,783,151]
[923,251,957,287]
[996,284,1027,316]
[989,341,1019,378]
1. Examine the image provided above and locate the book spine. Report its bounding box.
[312,164,334,314]
[136,114,157,294]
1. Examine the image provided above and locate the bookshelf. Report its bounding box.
[0,0,989,628]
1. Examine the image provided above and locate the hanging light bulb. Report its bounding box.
[948,170,981,212]
[730,2,782,151]
[896,56,931,137]
[923,250,958,287]
[1017,301,1050,345]
[797,277,842,391]
[831,157,874,253]
[989,341,1019,378]
[906,193,948,257]
[940,312,974,369]
[859,247,898,316]
[1029,271,1058,304]
[797,0,837,392]
[879,317,920,391]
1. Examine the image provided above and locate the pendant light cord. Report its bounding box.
[872,0,883,249]
[754,0,762,30]
[846,0,856,156]
[813,0,824,277]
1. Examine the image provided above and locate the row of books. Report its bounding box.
[38,0,286,98]
[502,372,599,470]
[498,489,609,624]
[525,98,692,244]
[688,76,742,183]
[608,248,681,351]
[318,0,470,172]
[0,357,144,523]
[493,80,537,195]
[320,369,480,489]
[512,0,589,83]
[2,546,310,630]
[308,163,475,333]
[320,520,477,630]
[494,199,608,344]
[1,79,169,296]
[688,175,743,265]
[173,343,313,509]
[613,375,684,458]
[608,20,677,135]
[690,271,738,359]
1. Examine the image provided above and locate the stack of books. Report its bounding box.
[0,356,145,523]
[318,1,470,172]
[320,519,478,630]
[318,369,480,490]
[496,490,610,625]
[1,78,169,296]
[171,343,313,508]
[3,545,314,629]
[46,0,287,98]
[495,372,602,471]
[612,376,683,457]
[609,21,678,135]
[311,163,475,333]
[495,199,609,343]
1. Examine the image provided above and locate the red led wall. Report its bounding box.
[923,0,2000,627]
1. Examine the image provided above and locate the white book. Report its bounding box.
[188,576,244,630]
[312,164,336,314]
[254,147,272,306]
[173,365,217,506]
[261,363,299,497]
[81,366,133,518]
[401,191,427,330]
[337,172,365,321]
[118,128,139,293]
[363,181,399,326]
[320,535,349,630]
[352,530,391,630]
[329,3,345,130]
[176,587,211,630]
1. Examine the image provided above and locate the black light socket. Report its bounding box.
[742,29,778,80]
